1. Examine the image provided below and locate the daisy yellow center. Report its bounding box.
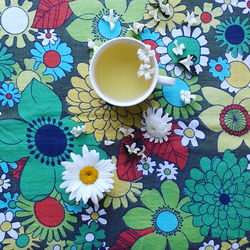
[225,0,231,3]
[204,246,214,250]
[184,128,195,138]
[91,212,99,220]
[79,166,98,184]
[0,221,12,232]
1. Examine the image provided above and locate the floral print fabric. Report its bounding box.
[0,0,249,249]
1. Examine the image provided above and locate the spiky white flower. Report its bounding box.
[184,11,197,28]
[137,64,155,80]
[70,125,86,137]
[119,127,135,138]
[128,22,145,34]
[137,44,155,64]
[172,40,185,56]
[125,142,141,155]
[179,55,194,72]
[103,9,119,31]
[180,90,196,104]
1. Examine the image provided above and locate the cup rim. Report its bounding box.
[89,37,159,107]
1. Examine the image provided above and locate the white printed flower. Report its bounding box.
[104,140,115,146]
[0,211,21,242]
[172,40,185,56]
[174,120,205,147]
[37,29,58,46]
[157,161,178,181]
[141,108,172,143]
[119,127,135,138]
[179,55,194,72]
[238,0,250,14]
[81,204,107,225]
[215,0,238,13]
[128,22,145,34]
[137,45,155,64]
[149,8,160,22]
[180,90,196,104]
[137,157,156,175]
[103,9,119,31]
[87,39,99,53]
[137,64,154,80]
[125,142,140,155]
[0,174,10,193]
[70,125,86,137]
[60,145,116,204]
[199,240,220,250]
[184,11,197,28]
[159,2,172,16]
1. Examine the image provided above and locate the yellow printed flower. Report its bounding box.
[66,63,159,142]
[0,0,37,48]
[2,227,40,249]
[194,2,223,33]
[221,237,249,250]
[143,0,186,35]
[199,87,250,152]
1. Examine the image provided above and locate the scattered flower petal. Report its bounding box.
[137,64,154,80]
[172,40,185,56]
[180,90,196,104]
[128,22,145,35]
[103,9,119,31]
[87,39,99,53]
[125,142,141,155]
[137,44,155,64]
[178,55,194,72]
[149,8,160,22]
[119,127,135,138]
[70,125,86,138]
[159,2,172,16]
[104,140,115,146]
[184,11,197,28]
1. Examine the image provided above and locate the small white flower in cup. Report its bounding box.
[184,11,197,28]
[179,55,194,72]
[119,127,135,138]
[137,44,155,64]
[125,142,141,155]
[70,125,86,137]
[180,90,196,104]
[141,108,173,143]
[149,8,160,22]
[172,40,185,56]
[87,39,99,53]
[159,2,172,16]
[60,145,116,204]
[104,140,115,146]
[137,64,155,80]
[37,29,58,46]
[103,9,119,31]
[128,22,145,35]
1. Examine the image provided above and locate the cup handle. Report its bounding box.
[157,75,176,86]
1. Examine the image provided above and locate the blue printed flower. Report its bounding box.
[0,162,17,174]
[0,192,21,215]
[64,200,89,214]
[0,83,21,108]
[30,38,73,81]
[209,57,231,81]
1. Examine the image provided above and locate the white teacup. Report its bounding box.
[89,37,175,107]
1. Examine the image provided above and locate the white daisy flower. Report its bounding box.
[172,40,185,56]
[137,64,155,80]
[37,29,58,46]
[81,204,107,225]
[137,44,155,64]
[70,125,86,138]
[103,9,119,31]
[157,161,178,181]
[199,240,220,250]
[141,108,173,143]
[0,174,11,192]
[180,90,196,104]
[128,22,145,35]
[215,0,238,13]
[125,142,140,155]
[247,154,250,170]
[137,157,156,175]
[156,26,210,77]
[60,145,116,204]
[238,0,250,14]
[184,11,197,28]
[119,127,135,138]
[0,211,21,242]
[174,120,205,147]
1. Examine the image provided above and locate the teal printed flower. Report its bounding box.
[123,181,204,250]
[74,222,105,249]
[182,150,250,241]
[0,79,105,203]
[64,200,89,214]
[0,192,21,215]
[209,57,230,81]
[0,42,15,82]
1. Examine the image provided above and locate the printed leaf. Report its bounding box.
[32,0,73,29]
[141,122,188,169]
[123,0,148,23]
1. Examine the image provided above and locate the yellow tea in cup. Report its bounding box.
[94,41,153,102]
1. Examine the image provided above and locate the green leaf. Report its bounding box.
[105,0,127,14]
[20,156,55,201]
[123,0,147,23]
[18,79,62,123]
[67,18,94,43]
[168,232,189,250]
[69,0,103,17]
[0,119,29,162]
[123,207,152,230]
[161,180,180,208]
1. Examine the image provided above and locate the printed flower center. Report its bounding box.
[215,64,223,72]
[164,168,171,175]
[219,104,249,136]
[8,200,16,209]
[108,177,131,197]
[1,7,29,34]
[34,197,65,227]
[225,25,245,45]
[200,12,212,23]
[85,232,95,242]
[184,128,195,138]
[231,243,240,249]
[0,221,11,232]
[6,93,12,99]
[43,50,61,68]
[91,212,99,220]
[225,0,231,3]
[0,179,3,185]
[35,125,67,157]
[142,163,150,170]
[219,193,230,205]
[16,234,30,248]
[79,166,99,184]
[45,33,52,39]
[204,246,214,250]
